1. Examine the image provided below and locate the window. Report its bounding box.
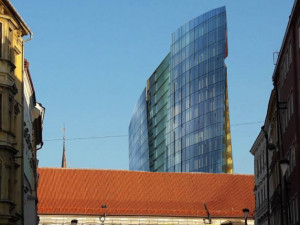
[296,196,299,223]
[281,110,287,131]
[283,59,286,79]
[286,152,292,178]
[289,91,294,117]
[262,151,265,170]
[287,97,291,122]
[259,154,262,174]
[285,109,288,129]
[0,159,2,199]
[288,42,292,66]
[8,97,12,131]
[8,177,11,200]
[298,24,300,48]
[280,43,292,86]
[263,184,266,201]
[8,28,12,61]
[0,94,1,129]
[290,145,296,171]
[290,195,299,224]
[286,52,289,71]
[280,66,284,87]
[286,91,294,125]
[256,159,259,177]
[0,23,2,58]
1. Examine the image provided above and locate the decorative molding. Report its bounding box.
[0,58,16,73]
[13,46,20,55]
[15,29,22,38]
[13,103,19,115]
[0,5,5,15]
[0,144,17,154]
[9,83,17,95]
[0,74,14,87]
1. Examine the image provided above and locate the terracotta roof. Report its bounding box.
[37,168,255,218]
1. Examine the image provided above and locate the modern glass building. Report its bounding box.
[147,54,170,172]
[129,55,170,172]
[129,88,150,171]
[129,6,233,173]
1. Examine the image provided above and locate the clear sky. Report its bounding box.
[11,0,294,174]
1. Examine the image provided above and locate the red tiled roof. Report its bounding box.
[37,168,255,218]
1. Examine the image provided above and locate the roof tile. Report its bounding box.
[37,168,254,218]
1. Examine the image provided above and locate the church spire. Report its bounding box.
[62,125,67,168]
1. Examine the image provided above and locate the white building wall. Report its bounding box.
[23,69,37,225]
[39,215,254,225]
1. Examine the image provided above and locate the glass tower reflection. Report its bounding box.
[166,6,232,173]
[129,88,150,171]
[129,55,170,172]
[129,6,233,173]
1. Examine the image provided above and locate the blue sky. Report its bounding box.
[12,0,294,174]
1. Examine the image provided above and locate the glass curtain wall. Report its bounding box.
[166,6,233,173]
[147,54,170,172]
[129,88,150,171]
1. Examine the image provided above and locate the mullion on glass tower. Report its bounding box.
[129,6,233,173]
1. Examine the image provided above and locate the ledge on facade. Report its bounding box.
[0,143,18,154]
[0,58,16,72]
[14,160,20,169]
[256,200,268,216]
[0,199,16,212]
[0,128,17,139]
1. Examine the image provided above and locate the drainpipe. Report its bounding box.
[23,32,33,43]
[36,141,43,151]
[261,126,270,225]
[273,80,284,225]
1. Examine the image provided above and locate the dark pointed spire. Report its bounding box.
[62,125,67,168]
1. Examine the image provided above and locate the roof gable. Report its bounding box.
[0,0,32,36]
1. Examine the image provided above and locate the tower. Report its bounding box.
[166,6,233,173]
[62,125,67,168]
[129,7,233,173]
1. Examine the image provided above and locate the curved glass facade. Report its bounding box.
[166,7,232,173]
[129,55,170,172]
[129,88,149,171]
[147,54,170,172]
[129,6,233,174]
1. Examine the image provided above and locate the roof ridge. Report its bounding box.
[38,167,254,177]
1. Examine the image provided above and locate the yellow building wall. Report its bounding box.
[0,1,31,224]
